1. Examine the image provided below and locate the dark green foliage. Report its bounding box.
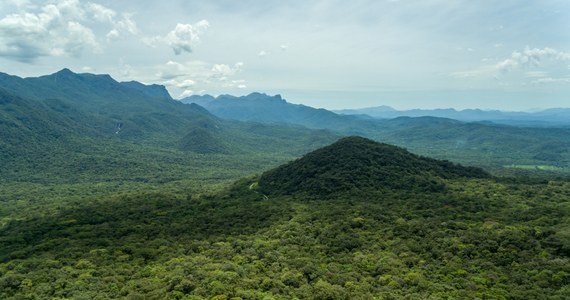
[259,136,488,196]
[0,70,340,183]
[184,93,570,174]
[1,70,570,299]
[2,176,570,299]
[179,128,227,154]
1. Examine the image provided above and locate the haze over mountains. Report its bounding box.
[185,93,570,127]
[0,69,339,183]
[184,92,570,172]
[2,69,570,179]
[334,106,570,127]
[2,0,569,298]
[2,69,570,299]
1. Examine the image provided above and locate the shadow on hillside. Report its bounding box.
[0,190,290,262]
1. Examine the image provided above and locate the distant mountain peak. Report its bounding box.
[55,68,74,74]
[258,136,488,196]
[52,68,79,78]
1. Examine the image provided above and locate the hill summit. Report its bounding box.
[259,136,489,196]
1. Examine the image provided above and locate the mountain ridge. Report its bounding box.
[335,105,570,126]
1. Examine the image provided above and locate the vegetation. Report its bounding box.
[2,136,570,299]
[1,70,570,298]
[259,136,489,196]
[184,93,570,174]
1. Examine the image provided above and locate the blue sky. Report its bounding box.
[0,0,569,110]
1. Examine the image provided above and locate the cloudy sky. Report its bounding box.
[0,0,569,110]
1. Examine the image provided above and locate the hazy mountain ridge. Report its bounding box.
[2,70,570,299]
[0,69,340,182]
[182,92,570,171]
[182,92,377,134]
[335,105,570,126]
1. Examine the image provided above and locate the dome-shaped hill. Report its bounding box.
[258,136,489,196]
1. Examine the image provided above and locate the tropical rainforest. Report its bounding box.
[1,70,569,299]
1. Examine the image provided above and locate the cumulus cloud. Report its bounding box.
[0,0,137,62]
[495,47,570,73]
[87,3,116,23]
[157,21,209,55]
[152,60,246,98]
[258,50,269,57]
[211,62,243,80]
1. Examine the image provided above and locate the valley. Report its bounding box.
[0,70,569,299]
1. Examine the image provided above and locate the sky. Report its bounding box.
[0,0,569,110]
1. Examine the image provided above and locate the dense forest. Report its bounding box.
[1,137,570,299]
[1,70,569,299]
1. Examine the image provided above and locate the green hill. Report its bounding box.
[0,70,339,184]
[184,93,570,174]
[1,138,569,299]
[259,136,489,196]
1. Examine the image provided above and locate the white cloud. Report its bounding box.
[495,47,570,73]
[280,45,288,51]
[115,13,138,35]
[0,1,133,62]
[155,60,187,79]
[103,14,138,41]
[177,79,196,88]
[179,89,194,98]
[211,62,243,80]
[65,21,100,56]
[161,21,209,55]
[150,60,246,98]
[106,29,119,41]
[87,3,115,23]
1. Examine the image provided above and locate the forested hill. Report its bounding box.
[258,136,489,196]
[2,135,569,298]
[0,70,340,183]
[0,68,217,140]
[182,92,570,173]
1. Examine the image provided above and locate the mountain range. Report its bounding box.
[334,105,570,127]
[2,69,570,299]
[0,69,339,183]
[183,92,570,172]
[2,68,570,183]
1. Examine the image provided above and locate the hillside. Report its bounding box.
[182,93,570,174]
[259,136,488,196]
[1,138,569,299]
[182,92,377,134]
[0,70,340,183]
